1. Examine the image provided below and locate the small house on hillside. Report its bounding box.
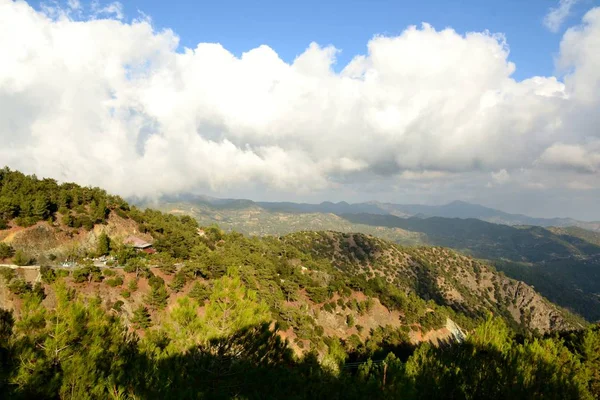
[124,235,156,254]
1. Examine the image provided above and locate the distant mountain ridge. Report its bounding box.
[152,195,600,231]
[145,194,600,321]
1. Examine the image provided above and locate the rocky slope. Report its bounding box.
[284,231,581,333]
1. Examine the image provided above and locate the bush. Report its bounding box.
[189,282,211,302]
[145,285,168,310]
[131,305,151,329]
[346,314,355,328]
[306,286,330,304]
[40,265,56,284]
[112,300,124,312]
[128,279,138,292]
[169,272,186,292]
[148,275,165,289]
[8,279,32,296]
[32,282,45,299]
[13,249,34,266]
[55,269,69,278]
[106,276,124,287]
[72,267,90,283]
[0,243,15,259]
[0,267,16,282]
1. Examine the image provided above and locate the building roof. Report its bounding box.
[123,235,153,249]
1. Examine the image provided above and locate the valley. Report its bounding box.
[151,197,600,321]
[0,168,598,399]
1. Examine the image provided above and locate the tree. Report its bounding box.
[7,279,32,296]
[145,285,169,310]
[131,305,151,329]
[203,270,270,339]
[170,272,186,292]
[123,258,147,278]
[189,282,211,303]
[31,195,50,221]
[0,243,14,259]
[40,266,56,284]
[96,233,110,257]
[72,267,90,283]
[12,250,33,266]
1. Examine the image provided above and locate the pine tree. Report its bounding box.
[203,270,270,339]
[145,285,169,310]
[12,249,32,266]
[96,233,110,256]
[131,305,151,329]
[0,243,14,259]
[169,272,186,292]
[189,282,211,302]
[31,195,50,221]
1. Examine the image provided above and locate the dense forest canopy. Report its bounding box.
[0,167,599,399]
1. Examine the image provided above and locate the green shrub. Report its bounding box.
[346,314,355,328]
[131,305,151,328]
[55,269,69,278]
[72,267,90,283]
[13,249,34,266]
[0,243,15,259]
[111,300,124,312]
[169,272,186,292]
[306,286,330,303]
[8,279,32,296]
[189,282,211,302]
[128,279,138,292]
[40,265,56,284]
[106,276,124,287]
[0,267,16,282]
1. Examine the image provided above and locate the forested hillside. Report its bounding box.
[153,195,600,321]
[0,168,598,399]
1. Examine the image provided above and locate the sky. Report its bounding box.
[1,0,600,219]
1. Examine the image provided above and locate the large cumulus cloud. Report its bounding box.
[0,1,599,216]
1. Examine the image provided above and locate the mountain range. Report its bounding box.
[155,194,600,231]
[146,194,600,321]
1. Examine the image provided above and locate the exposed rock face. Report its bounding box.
[1,212,150,257]
[286,231,580,333]
[505,281,574,332]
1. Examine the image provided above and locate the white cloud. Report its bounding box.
[544,0,580,32]
[91,1,123,20]
[0,1,599,212]
[67,0,80,10]
[537,143,600,173]
[491,169,510,184]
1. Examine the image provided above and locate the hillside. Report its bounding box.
[150,200,424,245]
[156,194,600,230]
[340,214,600,321]
[1,168,598,399]
[149,196,600,321]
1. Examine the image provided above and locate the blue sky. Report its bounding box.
[33,0,595,80]
[4,0,600,219]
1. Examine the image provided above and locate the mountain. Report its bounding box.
[2,168,599,399]
[377,200,600,230]
[149,195,600,231]
[1,168,578,334]
[149,196,600,321]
